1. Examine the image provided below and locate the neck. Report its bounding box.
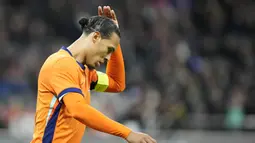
[67,35,89,64]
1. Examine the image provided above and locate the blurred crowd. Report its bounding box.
[0,0,255,134]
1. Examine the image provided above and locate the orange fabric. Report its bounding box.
[106,45,125,92]
[63,92,131,138]
[31,48,129,143]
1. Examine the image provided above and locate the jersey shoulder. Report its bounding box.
[39,50,79,81]
[43,51,78,71]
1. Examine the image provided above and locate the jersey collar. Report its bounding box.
[61,46,86,70]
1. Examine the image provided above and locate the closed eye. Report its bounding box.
[107,47,115,54]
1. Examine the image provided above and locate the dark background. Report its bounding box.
[0,0,255,141]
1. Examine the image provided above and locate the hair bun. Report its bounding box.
[78,17,89,29]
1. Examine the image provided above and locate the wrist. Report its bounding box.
[121,127,132,139]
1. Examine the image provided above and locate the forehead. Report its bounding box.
[103,33,120,48]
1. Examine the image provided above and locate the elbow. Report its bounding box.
[70,108,80,120]
[71,107,87,123]
[119,85,126,92]
[115,82,126,92]
[117,78,126,92]
[71,110,80,119]
[108,77,126,92]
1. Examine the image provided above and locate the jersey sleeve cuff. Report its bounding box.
[93,71,109,92]
[58,87,83,102]
[121,127,132,139]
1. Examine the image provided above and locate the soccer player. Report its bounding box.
[31,6,157,143]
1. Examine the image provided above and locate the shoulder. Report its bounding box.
[44,52,78,71]
[39,52,80,81]
[53,57,78,70]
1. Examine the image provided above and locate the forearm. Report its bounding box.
[63,93,131,138]
[105,45,125,92]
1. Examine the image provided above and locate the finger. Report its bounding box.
[107,6,111,10]
[107,6,112,11]
[103,6,111,17]
[148,136,157,143]
[145,138,153,143]
[103,6,107,15]
[106,6,112,18]
[145,138,156,143]
[111,10,117,20]
[102,6,107,17]
[148,136,156,143]
[141,140,147,143]
[103,6,106,12]
[98,6,103,16]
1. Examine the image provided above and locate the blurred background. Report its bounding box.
[0,0,255,142]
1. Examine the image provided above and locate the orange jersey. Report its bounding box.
[31,47,95,143]
[31,46,130,143]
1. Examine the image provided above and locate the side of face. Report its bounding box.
[86,32,120,69]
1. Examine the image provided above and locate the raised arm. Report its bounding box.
[105,44,125,91]
[90,6,125,93]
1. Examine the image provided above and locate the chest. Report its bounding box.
[78,70,92,104]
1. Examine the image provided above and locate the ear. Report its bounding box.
[92,32,101,43]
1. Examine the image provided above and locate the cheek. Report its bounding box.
[95,50,106,59]
[100,48,109,57]
[88,49,99,60]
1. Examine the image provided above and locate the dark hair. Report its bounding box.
[78,16,120,39]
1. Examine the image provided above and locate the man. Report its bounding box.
[31,6,157,143]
